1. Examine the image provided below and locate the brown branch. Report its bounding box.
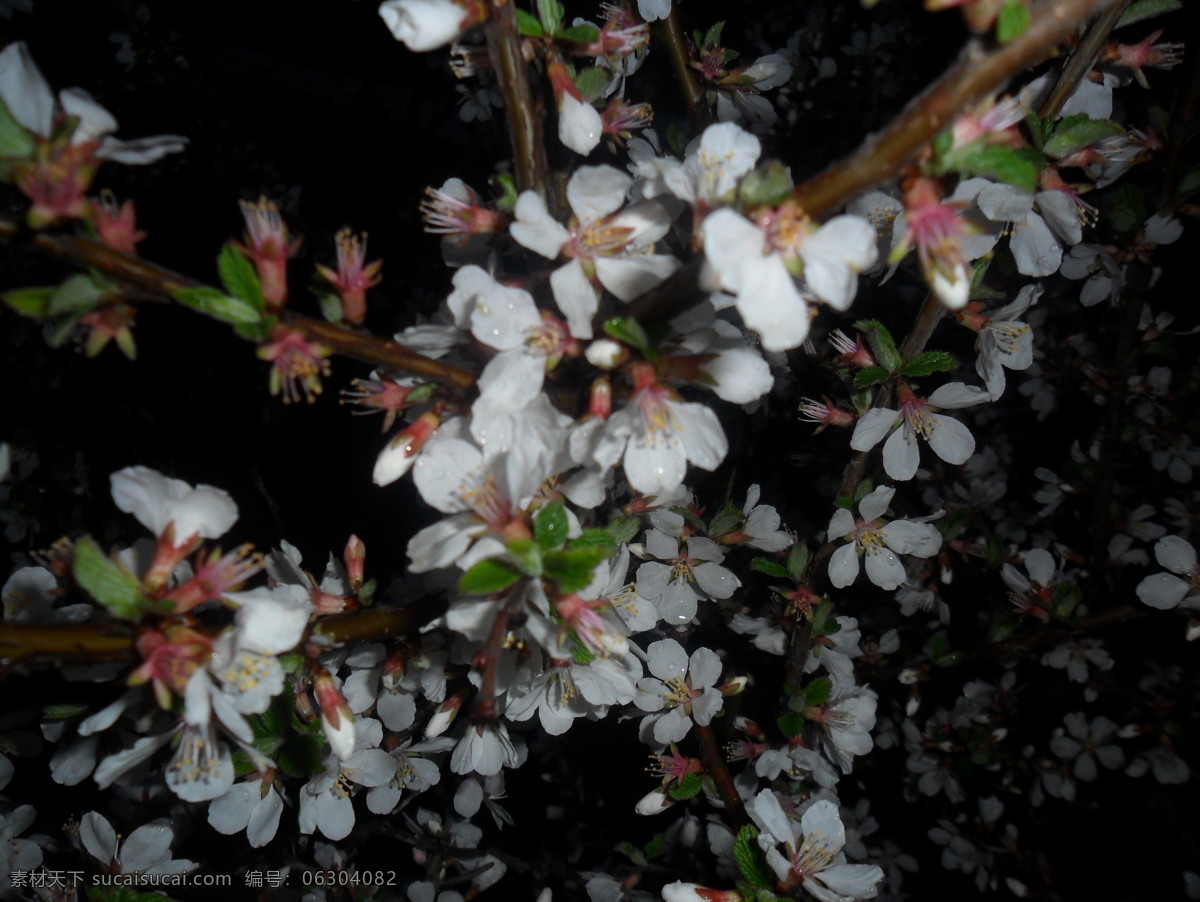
[793,0,1120,219]
[0,623,135,666]
[485,0,550,195]
[0,214,478,390]
[658,7,706,128]
[694,723,748,827]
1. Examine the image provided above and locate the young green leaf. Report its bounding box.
[534,500,569,550]
[1043,115,1125,160]
[750,557,790,578]
[777,711,806,738]
[733,825,773,889]
[901,350,958,377]
[996,0,1030,43]
[506,538,544,578]
[173,287,263,326]
[514,8,544,36]
[2,286,54,318]
[218,242,265,311]
[73,536,154,621]
[853,320,901,373]
[786,542,810,581]
[854,365,891,389]
[666,773,704,800]
[458,559,521,595]
[603,316,650,353]
[803,676,832,706]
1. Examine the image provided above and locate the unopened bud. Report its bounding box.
[585,339,627,370]
[373,410,441,486]
[720,675,748,697]
[344,534,366,590]
[313,669,356,761]
[634,788,673,816]
[425,689,466,738]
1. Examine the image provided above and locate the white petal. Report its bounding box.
[59,88,117,143]
[567,165,631,222]
[926,414,975,465]
[550,258,599,339]
[80,812,117,865]
[882,424,920,481]
[734,253,812,352]
[1136,573,1190,610]
[864,547,906,590]
[558,93,602,155]
[1155,536,1197,574]
[850,408,897,452]
[0,42,55,137]
[858,485,895,523]
[828,543,859,589]
[510,192,570,259]
[1011,214,1062,277]
[595,254,681,302]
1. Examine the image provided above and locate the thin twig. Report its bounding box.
[657,7,706,127]
[1037,0,1131,119]
[694,723,748,826]
[0,214,478,390]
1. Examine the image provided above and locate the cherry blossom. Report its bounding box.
[634,638,724,745]
[1137,536,1200,611]
[850,382,988,481]
[750,792,884,901]
[827,486,942,591]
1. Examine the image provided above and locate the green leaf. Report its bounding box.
[73,536,156,621]
[544,546,611,592]
[1043,114,1126,160]
[559,23,600,44]
[49,274,113,316]
[667,772,703,800]
[458,559,521,595]
[514,7,544,36]
[218,242,265,311]
[507,538,544,577]
[2,286,53,318]
[572,528,617,552]
[0,98,35,162]
[574,67,610,105]
[932,126,953,158]
[603,316,650,352]
[786,542,809,580]
[43,702,90,718]
[536,0,564,32]
[853,365,891,389]
[1117,0,1181,29]
[738,160,794,207]
[853,319,901,373]
[277,733,324,777]
[643,833,666,860]
[733,825,773,889]
[777,711,806,738]
[534,500,569,550]
[803,676,832,706]
[750,557,789,578]
[173,286,263,326]
[995,0,1030,43]
[701,20,726,49]
[606,516,641,546]
[708,505,743,539]
[901,350,958,377]
[944,143,1041,193]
